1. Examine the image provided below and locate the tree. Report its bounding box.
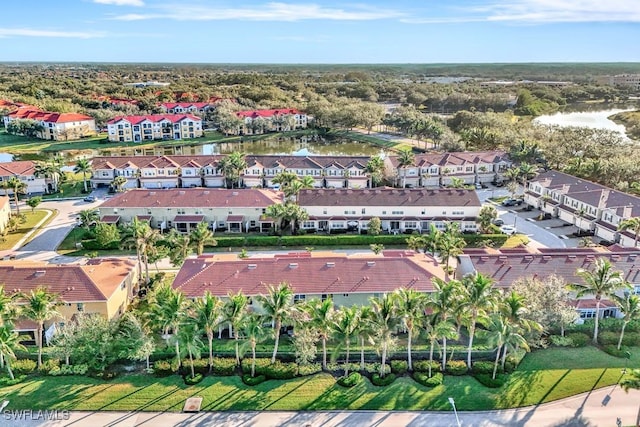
[0,325,26,380]
[618,217,640,247]
[292,326,318,367]
[165,229,192,267]
[94,222,120,248]
[78,209,99,229]
[355,305,375,371]
[407,223,442,256]
[258,282,294,364]
[483,313,508,380]
[425,319,457,378]
[271,171,299,192]
[122,218,159,284]
[518,162,537,196]
[34,160,62,193]
[26,196,42,213]
[2,176,27,215]
[612,293,640,350]
[429,278,460,369]
[0,285,18,327]
[149,284,187,368]
[218,152,247,189]
[477,205,498,233]
[367,217,382,235]
[189,221,217,255]
[369,293,398,377]
[305,297,335,370]
[438,223,466,275]
[115,312,155,370]
[332,306,359,376]
[365,156,385,187]
[569,258,629,344]
[461,273,498,369]
[223,291,248,365]
[73,159,92,193]
[179,322,203,380]
[396,148,415,188]
[65,313,118,372]
[110,176,128,193]
[370,243,384,255]
[21,287,60,369]
[240,313,268,377]
[193,291,223,372]
[619,368,640,427]
[395,288,427,371]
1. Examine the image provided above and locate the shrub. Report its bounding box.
[548,335,574,347]
[566,332,590,348]
[214,237,246,247]
[337,372,362,388]
[180,359,209,376]
[472,361,502,374]
[264,361,298,379]
[184,373,203,385]
[413,371,443,387]
[212,357,237,376]
[48,364,88,376]
[241,358,271,376]
[153,359,178,377]
[622,332,640,347]
[245,236,280,246]
[474,373,508,388]
[371,373,396,386]
[598,331,620,346]
[363,363,391,375]
[242,373,267,386]
[0,375,26,386]
[390,360,408,375]
[39,359,60,374]
[413,360,441,373]
[445,360,468,376]
[298,363,322,376]
[602,345,632,358]
[11,359,36,375]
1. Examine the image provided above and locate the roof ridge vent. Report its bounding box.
[34,270,46,277]
[326,262,335,267]
[289,263,298,269]
[247,264,257,270]
[366,261,376,267]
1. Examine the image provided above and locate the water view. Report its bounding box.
[533,108,635,140]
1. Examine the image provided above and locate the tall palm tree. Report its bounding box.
[34,160,61,194]
[189,221,217,255]
[241,313,268,377]
[166,229,192,267]
[223,291,248,365]
[21,287,60,369]
[193,291,223,372]
[218,152,247,188]
[425,318,457,378]
[178,322,203,379]
[110,176,128,193]
[0,325,26,380]
[332,305,359,376]
[305,297,335,370]
[78,209,99,229]
[258,283,294,364]
[620,368,640,427]
[365,156,385,188]
[483,313,508,380]
[394,288,427,371]
[461,273,499,370]
[569,258,629,344]
[438,223,466,276]
[618,217,640,247]
[429,278,461,369]
[369,293,399,377]
[0,285,18,327]
[518,162,537,196]
[2,176,27,215]
[271,171,299,190]
[73,158,92,193]
[612,293,640,350]
[396,148,415,188]
[355,305,375,371]
[122,218,159,284]
[149,284,187,368]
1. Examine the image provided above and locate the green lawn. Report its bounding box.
[0,209,50,250]
[1,347,636,412]
[519,346,640,371]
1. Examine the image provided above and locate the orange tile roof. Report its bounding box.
[0,160,36,176]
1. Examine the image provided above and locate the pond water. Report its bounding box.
[533,108,636,140]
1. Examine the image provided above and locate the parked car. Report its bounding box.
[493,180,505,187]
[492,218,504,226]
[475,183,483,190]
[84,195,97,203]
[502,198,523,207]
[499,225,517,235]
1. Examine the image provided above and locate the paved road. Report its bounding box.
[5,384,639,426]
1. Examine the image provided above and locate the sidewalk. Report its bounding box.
[0,208,54,259]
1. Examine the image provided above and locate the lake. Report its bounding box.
[533,108,636,140]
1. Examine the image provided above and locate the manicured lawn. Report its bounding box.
[502,234,531,248]
[519,346,640,371]
[0,209,50,250]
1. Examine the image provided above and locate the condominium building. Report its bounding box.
[235,109,308,135]
[3,107,96,141]
[106,114,203,142]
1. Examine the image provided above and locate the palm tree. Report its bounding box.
[241,313,268,377]
[122,218,159,284]
[332,305,359,376]
[369,293,399,377]
[2,176,27,215]
[483,313,508,380]
[396,148,415,188]
[477,205,498,234]
[569,258,629,344]
[166,229,192,267]
[0,285,18,327]
[0,325,26,380]
[429,278,460,369]
[355,305,375,371]
[366,156,385,188]
[461,273,499,370]
[518,162,537,196]
[425,319,457,378]
[438,223,466,276]
[149,284,187,368]
[612,293,640,350]
[620,368,640,427]
[34,160,61,193]
[223,291,248,365]
[193,291,223,372]
[257,282,294,364]
[618,217,640,247]
[110,176,128,193]
[21,287,60,369]
[73,158,92,193]
[178,322,203,379]
[189,221,216,255]
[305,297,335,370]
[271,171,299,191]
[394,288,427,371]
[78,209,99,229]
[218,152,247,188]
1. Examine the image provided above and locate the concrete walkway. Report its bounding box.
[8,384,639,427]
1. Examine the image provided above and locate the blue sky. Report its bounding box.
[0,0,638,63]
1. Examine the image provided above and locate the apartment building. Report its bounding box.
[0,161,48,195]
[173,251,447,309]
[159,102,213,114]
[525,170,640,247]
[98,188,283,233]
[235,109,308,135]
[386,150,511,188]
[297,188,481,234]
[3,107,96,141]
[106,114,203,142]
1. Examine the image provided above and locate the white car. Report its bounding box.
[500,225,517,235]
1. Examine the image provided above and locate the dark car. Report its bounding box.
[502,198,523,207]
[84,195,97,203]
[492,218,505,226]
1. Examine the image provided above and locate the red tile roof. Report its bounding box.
[174,215,205,222]
[236,109,303,119]
[0,160,36,176]
[173,252,446,298]
[161,102,211,110]
[7,109,94,124]
[100,215,121,224]
[106,114,201,125]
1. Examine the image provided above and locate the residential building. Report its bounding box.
[4,258,137,339]
[173,251,447,310]
[457,246,640,319]
[297,188,481,234]
[159,102,213,115]
[235,109,308,135]
[386,151,511,188]
[0,161,48,195]
[106,114,203,142]
[123,81,170,88]
[598,74,640,91]
[0,196,10,234]
[3,108,96,141]
[525,170,640,247]
[98,188,283,233]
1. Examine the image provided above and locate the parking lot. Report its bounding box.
[510,206,584,248]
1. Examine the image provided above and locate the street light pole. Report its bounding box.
[448,397,461,427]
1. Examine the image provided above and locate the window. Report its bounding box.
[391,211,404,215]
[321,294,328,301]
[342,293,349,297]
[77,303,84,312]
[344,210,356,215]
[302,221,315,228]
[580,310,596,319]
[452,210,464,215]
[294,294,306,303]
[332,222,345,229]
[405,221,417,228]
[362,208,366,214]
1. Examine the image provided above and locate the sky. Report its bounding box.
[0,0,638,63]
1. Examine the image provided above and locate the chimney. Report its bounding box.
[598,190,610,209]
[623,204,634,219]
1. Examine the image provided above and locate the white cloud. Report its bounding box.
[0,28,105,38]
[114,2,403,21]
[94,0,145,6]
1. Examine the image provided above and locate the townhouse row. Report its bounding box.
[97,187,481,235]
[525,170,640,247]
[0,160,50,194]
